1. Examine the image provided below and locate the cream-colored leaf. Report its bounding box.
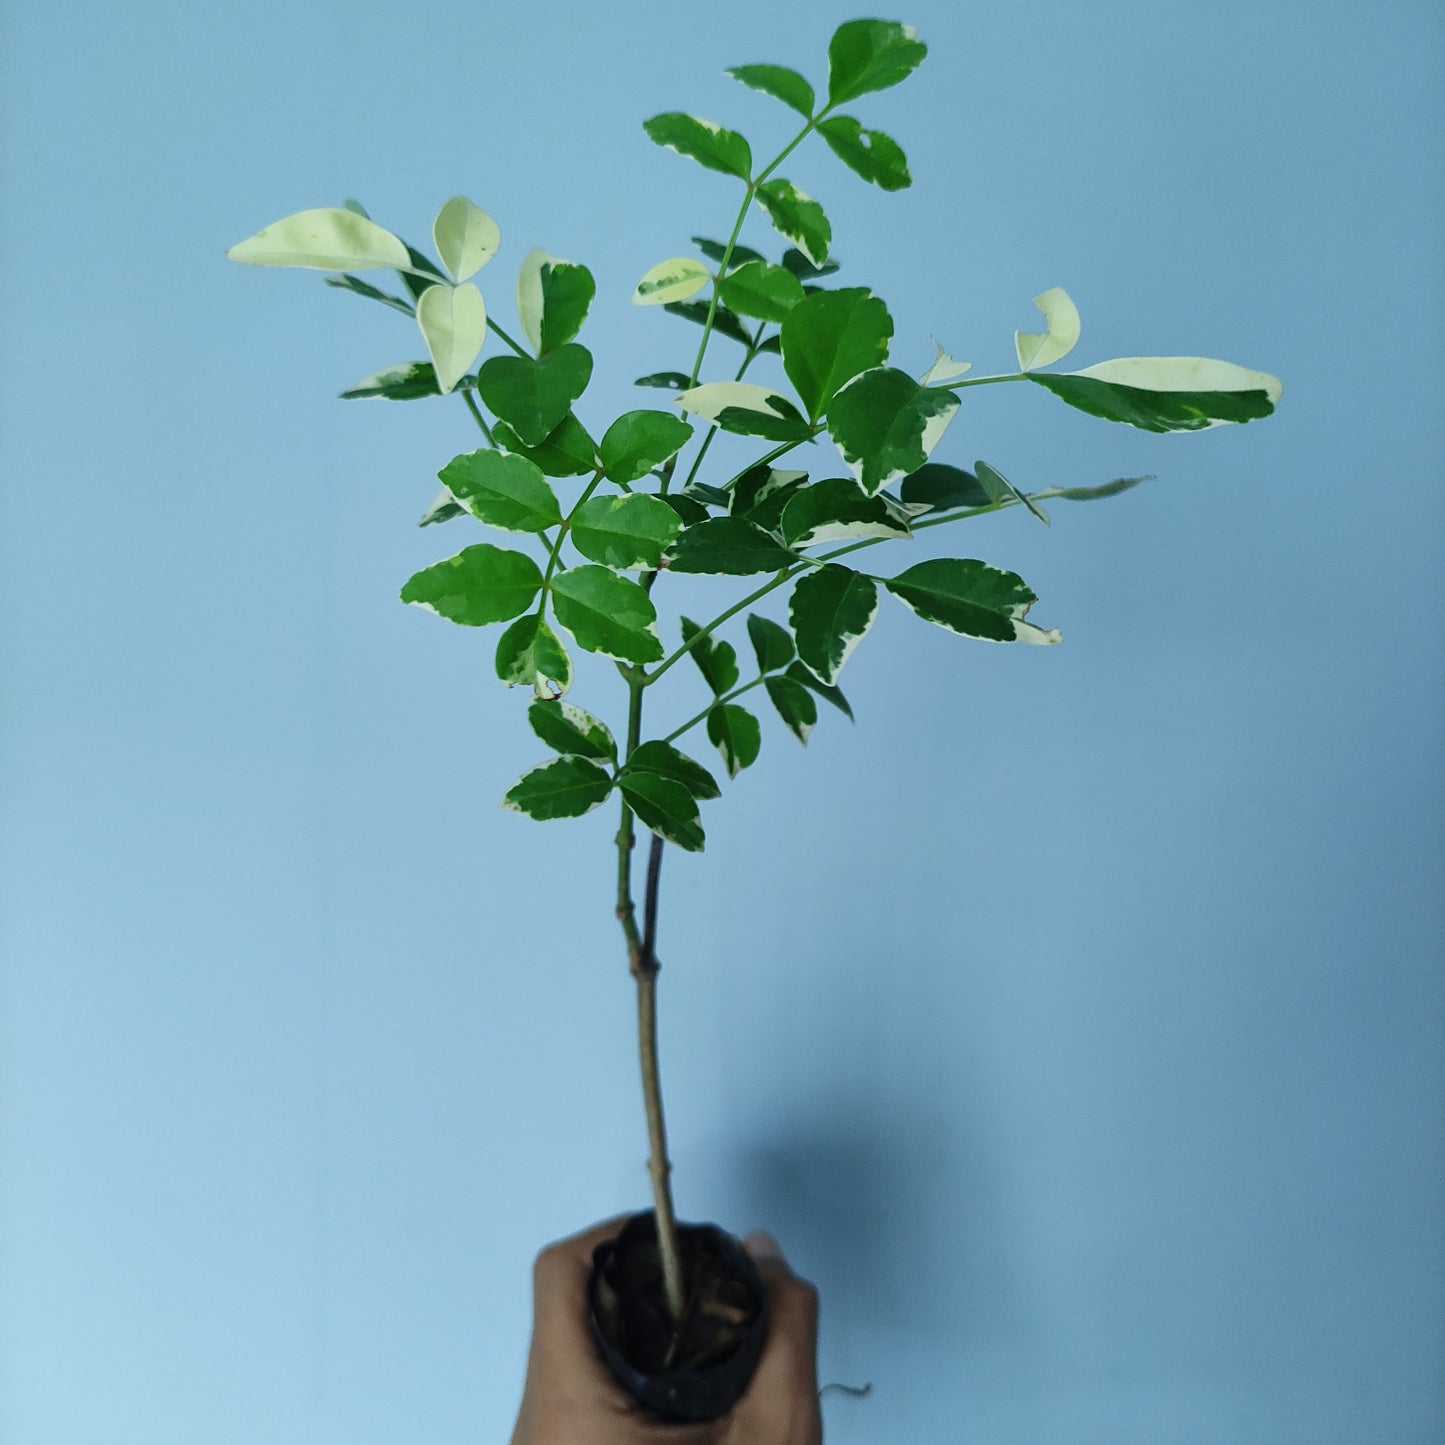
[1070,355,1283,403]
[516,247,560,353]
[226,207,410,271]
[1014,287,1081,371]
[919,339,972,385]
[432,197,500,283]
[633,257,711,306]
[675,381,795,424]
[416,282,487,395]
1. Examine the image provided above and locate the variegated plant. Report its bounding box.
[228,18,1280,1322]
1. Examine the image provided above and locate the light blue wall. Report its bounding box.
[2,2,1441,1440]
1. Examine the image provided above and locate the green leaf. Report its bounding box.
[764,674,817,744]
[502,756,613,820]
[438,449,562,533]
[755,180,831,269]
[339,362,447,401]
[432,196,500,283]
[493,414,597,479]
[707,704,762,778]
[781,287,893,421]
[643,112,753,180]
[528,699,616,761]
[724,63,815,117]
[635,371,695,391]
[733,468,809,530]
[717,260,806,323]
[781,477,911,547]
[661,493,711,526]
[788,563,878,685]
[227,207,410,271]
[692,236,767,269]
[975,459,1049,525]
[551,566,663,663]
[747,613,795,672]
[681,616,739,695]
[817,116,911,191]
[661,299,755,347]
[898,463,991,512]
[625,740,721,801]
[570,494,683,570]
[416,282,488,395]
[826,367,959,494]
[600,410,694,484]
[1054,474,1154,502]
[666,517,796,576]
[477,344,593,447]
[781,248,841,281]
[884,558,1061,645]
[495,613,573,696]
[324,273,414,315]
[619,773,705,852]
[400,544,543,626]
[418,488,466,527]
[1029,356,1282,431]
[516,248,595,353]
[784,660,853,720]
[634,257,711,306]
[827,19,927,105]
[1015,287,1081,371]
[675,381,813,442]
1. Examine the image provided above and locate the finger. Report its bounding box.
[739,1233,821,1405]
[529,1214,633,1361]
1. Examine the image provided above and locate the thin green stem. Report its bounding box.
[461,389,496,444]
[487,318,530,358]
[662,675,767,746]
[644,565,804,688]
[613,668,687,1323]
[925,371,1028,391]
[542,469,606,589]
[679,325,770,494]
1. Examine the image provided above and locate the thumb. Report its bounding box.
[734,1231,822,1440]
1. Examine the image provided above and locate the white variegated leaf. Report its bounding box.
[416,282,487,395]
[1014,287,1081,372]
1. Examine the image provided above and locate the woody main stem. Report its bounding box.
[616,665,688,1322]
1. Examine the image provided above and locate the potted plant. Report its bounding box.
[226,16,1280,1423]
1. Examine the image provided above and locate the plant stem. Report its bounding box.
[461,389,496,444]
[615,667,687,1321]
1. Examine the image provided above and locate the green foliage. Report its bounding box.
[477,345,593,447]
[643,113,753,181]
[439,449,562,533]
[400,545,542,626]
[789,563,879,685]
[230,14,1279,854]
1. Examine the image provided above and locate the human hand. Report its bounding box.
[509,1216,823,1444]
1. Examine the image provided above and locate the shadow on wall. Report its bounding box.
[698,1082,1033,1350]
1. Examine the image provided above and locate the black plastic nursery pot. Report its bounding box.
[586,1210,769,1423]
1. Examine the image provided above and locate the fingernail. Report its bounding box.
[744,1230,785,1263]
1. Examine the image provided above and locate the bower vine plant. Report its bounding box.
[229,19,1279,1335]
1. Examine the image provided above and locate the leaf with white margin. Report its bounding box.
[495,613,572,697]
[789,563,879,685]
[516,248,595,354]
[226,207,410,271]
[826,367,959,495]
[619,773,705,853]
[1014,287,1080,372]
[754,180,831,269]
[634,257,711,306]
[676,381,802,430]
[416,282,487,395]
[884,558,1060,645]
[920,340,972,385]
[502,756,613,821]
[418,487,466,527]
[974,459,1050,526]
[1031,356,1282,431]
[432,196,500,283]
[527,699,616,762]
